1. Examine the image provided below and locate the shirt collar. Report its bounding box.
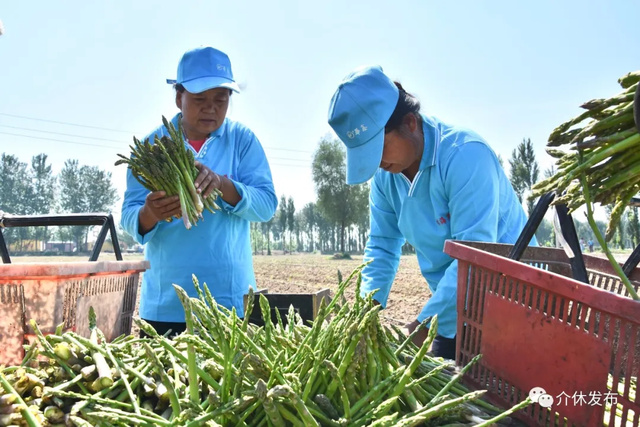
[418,114,440,170]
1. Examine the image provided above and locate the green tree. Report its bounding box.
[535,219,554,247]
[58,160,118,251]
[30,154,56,250]
[0,154,33,250]
[509,153,527,205]
[311,137,364,253]
[617,209,628,249]
[294,211,304,252]
[316,210,331,253]
[302,202,317,252]
[105,224,136,251]
[287,196,295,254]
[116,225,136,249]
[509,138,540,215]
[277,195,288,251]
[544,165,556,179]
[261,217,273,255]
[627,207,640,248]
[352,183,370,252]
[603,204,627,249]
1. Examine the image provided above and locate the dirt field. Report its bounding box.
[251,253,430,326]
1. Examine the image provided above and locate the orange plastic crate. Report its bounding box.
[0,260,148,366]
[444,240,640,427]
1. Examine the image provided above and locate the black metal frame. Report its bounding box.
[0,212,122,264]
[507,191,640,283]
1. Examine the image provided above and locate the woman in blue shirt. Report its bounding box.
[327,65,535,360]
[121,46,278,337]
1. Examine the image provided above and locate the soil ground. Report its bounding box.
[250,252,431,327]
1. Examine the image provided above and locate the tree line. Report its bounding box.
[249,137,371,256]
[3,134,640,258]
[0,153,119,253]
[250,136,640,256]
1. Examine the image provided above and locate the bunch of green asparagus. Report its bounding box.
[529,70,640,241]
[115,116,222,230]
[0,264,533,426]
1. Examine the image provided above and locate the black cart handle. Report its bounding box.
[0,212,123,264]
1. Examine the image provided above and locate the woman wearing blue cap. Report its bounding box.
[327,65,536,360]
[121,46,278,337]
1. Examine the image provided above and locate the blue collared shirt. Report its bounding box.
[120,113,278,322]
[361,114,536,338]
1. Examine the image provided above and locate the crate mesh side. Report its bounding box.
[459,263,640,427]
[590,271,640,297]
[1,284,22,304]
[63,274,139,331]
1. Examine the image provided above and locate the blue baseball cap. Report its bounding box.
[328,65,399,185]
[166,46,240,94]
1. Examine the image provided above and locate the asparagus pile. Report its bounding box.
[115,116,223,230]
[529,70,640,241]
[0,264,533,426]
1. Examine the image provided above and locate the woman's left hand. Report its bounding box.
[194,161,222,199]
[405,320,430,347]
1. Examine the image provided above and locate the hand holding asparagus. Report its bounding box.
[115,116,223,230]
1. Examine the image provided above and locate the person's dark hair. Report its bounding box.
[173,83,232,96]
[384,82,421,133]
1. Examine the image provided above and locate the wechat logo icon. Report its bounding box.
[530,387,554,409]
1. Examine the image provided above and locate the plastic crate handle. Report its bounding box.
[0,212,123,264]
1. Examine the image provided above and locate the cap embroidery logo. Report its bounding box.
[347,124,368,139]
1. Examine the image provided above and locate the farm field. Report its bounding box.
[251,253,430,326]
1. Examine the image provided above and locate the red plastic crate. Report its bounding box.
[444,240,640,427]
[0,260,148,366]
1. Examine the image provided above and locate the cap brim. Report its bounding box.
[166,76,240,94]
[345,128,384,185]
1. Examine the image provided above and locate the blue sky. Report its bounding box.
[0,0,638,224]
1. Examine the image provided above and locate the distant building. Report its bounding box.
[8,239,44,252]
[44,241,76,252]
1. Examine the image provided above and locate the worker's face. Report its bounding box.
[176,87,230,140]
[380,114,422,174]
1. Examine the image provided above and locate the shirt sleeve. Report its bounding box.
[360,175,405,306]
[120,167,158,245]
[217,128,278,223]
[417,141,502,338]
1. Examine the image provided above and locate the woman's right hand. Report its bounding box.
[138,191,181,234]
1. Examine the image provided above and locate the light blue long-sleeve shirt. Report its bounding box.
[120,113,278,322]
[361,114,536,338]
